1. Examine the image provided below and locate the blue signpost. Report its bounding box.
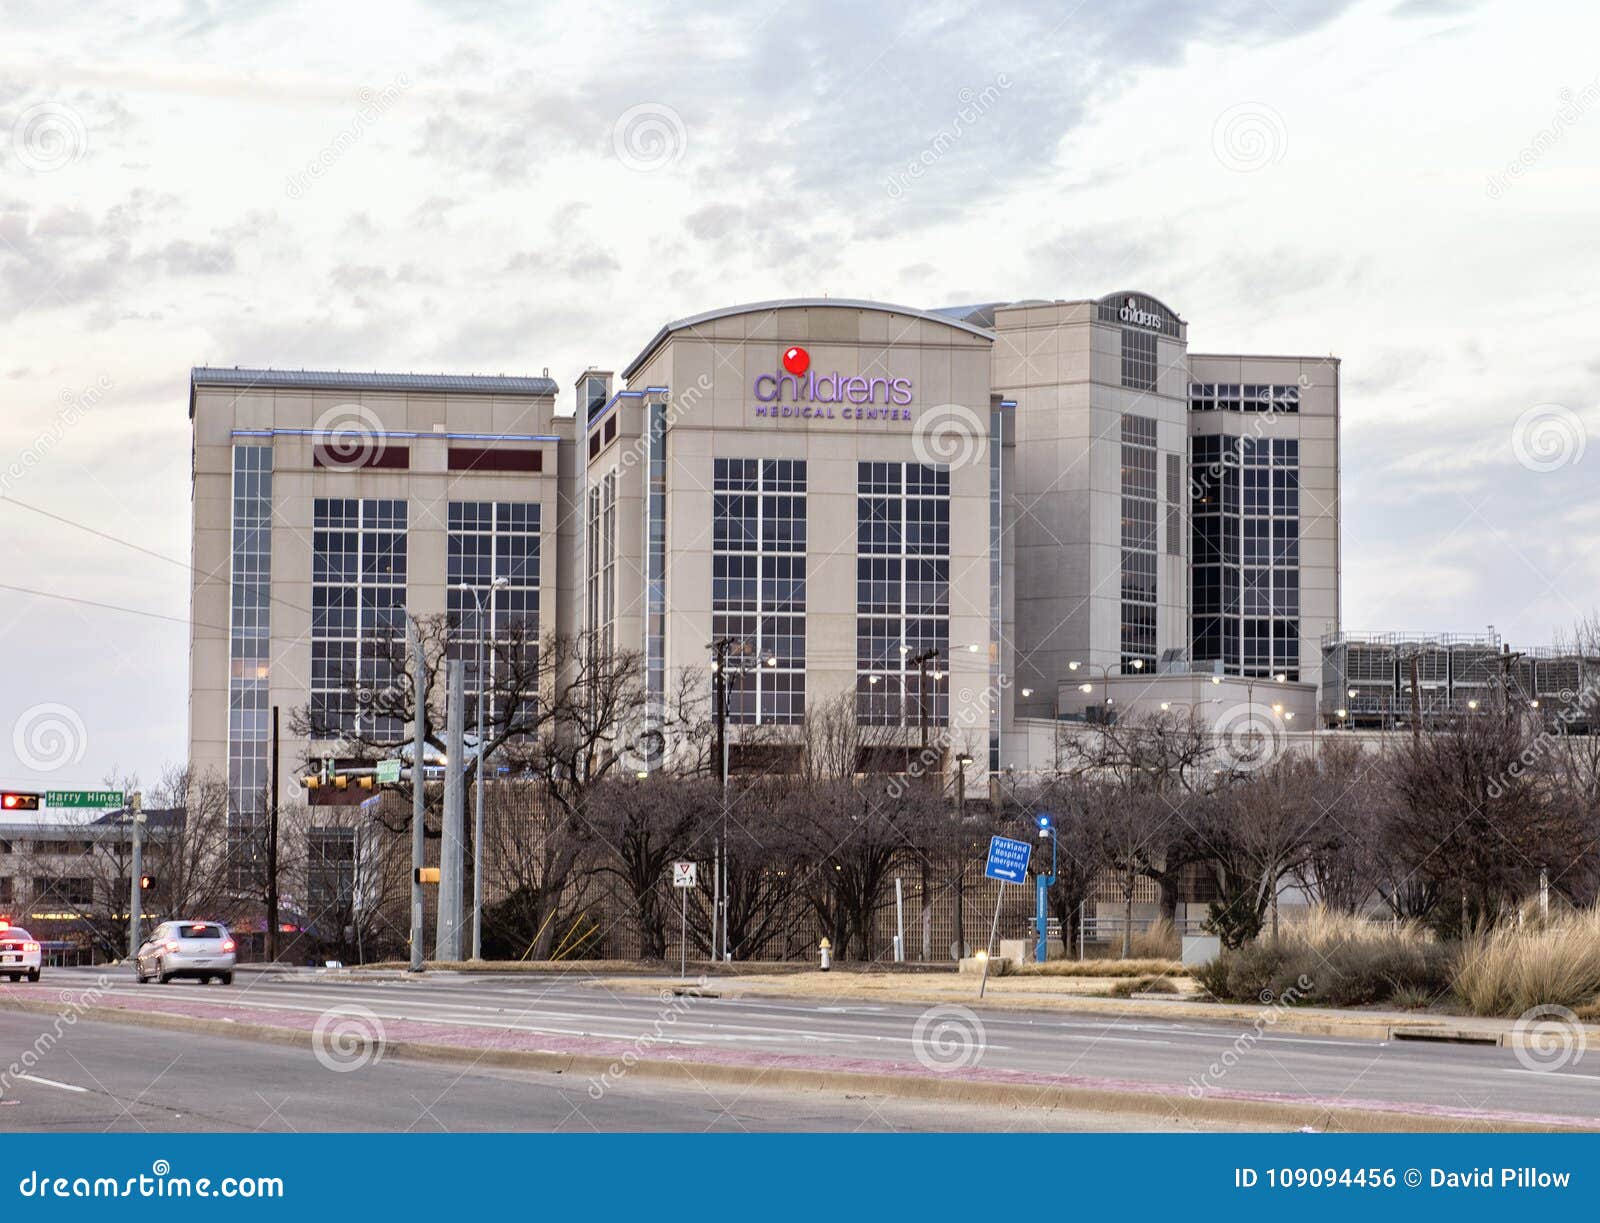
[979,835,1033,997]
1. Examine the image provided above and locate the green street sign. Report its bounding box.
[376,760,402,785]
[46,789,125,809]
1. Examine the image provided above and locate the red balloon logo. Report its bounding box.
[782,346,809,376]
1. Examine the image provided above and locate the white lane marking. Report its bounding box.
[18,1073,86,1093]
[1502,1068,1600,1082]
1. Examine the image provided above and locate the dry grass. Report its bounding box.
[1454,909,1600,1017]
[1130,917,1181,960]
[1196,906,1452,1008]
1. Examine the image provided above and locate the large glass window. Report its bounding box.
[856,461,950,727]
[1121,328,1158,391]
[311,498,408,738]
[713,458,806,725]
[1120,415,1158,668]
[1189,434,1300,679]
[448,501,539,724]
[586,472,617,655]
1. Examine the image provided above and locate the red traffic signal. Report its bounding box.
[140,875,153,890]
[1,792,40,811]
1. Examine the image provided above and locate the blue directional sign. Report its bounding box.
[984,834,1032,883]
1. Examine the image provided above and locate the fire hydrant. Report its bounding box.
[818,938,832,972]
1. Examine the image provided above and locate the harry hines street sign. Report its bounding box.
[46,790,125,809]
[984,835,1032,883]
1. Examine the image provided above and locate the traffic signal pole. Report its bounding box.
[126,791,144,960]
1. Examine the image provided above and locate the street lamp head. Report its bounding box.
[1159,701,1171,711]
[1336,708,1348,719]
[1347,687,1358,698]
[1210,675,1221,685]
[967,643,980,653]
[1079,683,1093,694]
[1020,687,1034,697]
[1067,660,1081,672]
[491,576,510,590]
[1273,673,1286,683]
[1130,659,1144,671]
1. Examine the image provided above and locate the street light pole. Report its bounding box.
[466,576,509,963]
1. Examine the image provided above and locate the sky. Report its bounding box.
[0,0,1597,790]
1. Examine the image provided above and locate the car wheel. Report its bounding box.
[5,974,17,983]
[26,969,39,983]
[156,959,172,985]
[220,972,234,986]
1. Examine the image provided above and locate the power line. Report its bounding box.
[0,493,316,618]
[0,580,224,632]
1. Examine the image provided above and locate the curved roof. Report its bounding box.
[622,297,995,381]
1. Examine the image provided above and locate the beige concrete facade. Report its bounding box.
[187,370,566,816]
[186,293,1341,799]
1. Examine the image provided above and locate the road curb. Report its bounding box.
[580,977,1591,1050]
[0,994,1588,1133]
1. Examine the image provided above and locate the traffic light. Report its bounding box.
[140,874,153,890]
[1,792,40,811]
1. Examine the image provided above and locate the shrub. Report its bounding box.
[1195,907,1451,1007]
[1107,974,1180,998]
[1454,909,1600,1016]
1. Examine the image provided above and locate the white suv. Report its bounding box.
[0,921,42,983]
[136,920,236,985]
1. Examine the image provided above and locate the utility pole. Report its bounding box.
[910,647,939,962]
[266,705,280,963]
[126,790,144,960]
[436,659,466,961]
[408,616,427,973]
[1408,652,1422,744]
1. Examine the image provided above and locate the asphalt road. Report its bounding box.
[0,1006,1202,1133]
[3,966,1596,1129]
